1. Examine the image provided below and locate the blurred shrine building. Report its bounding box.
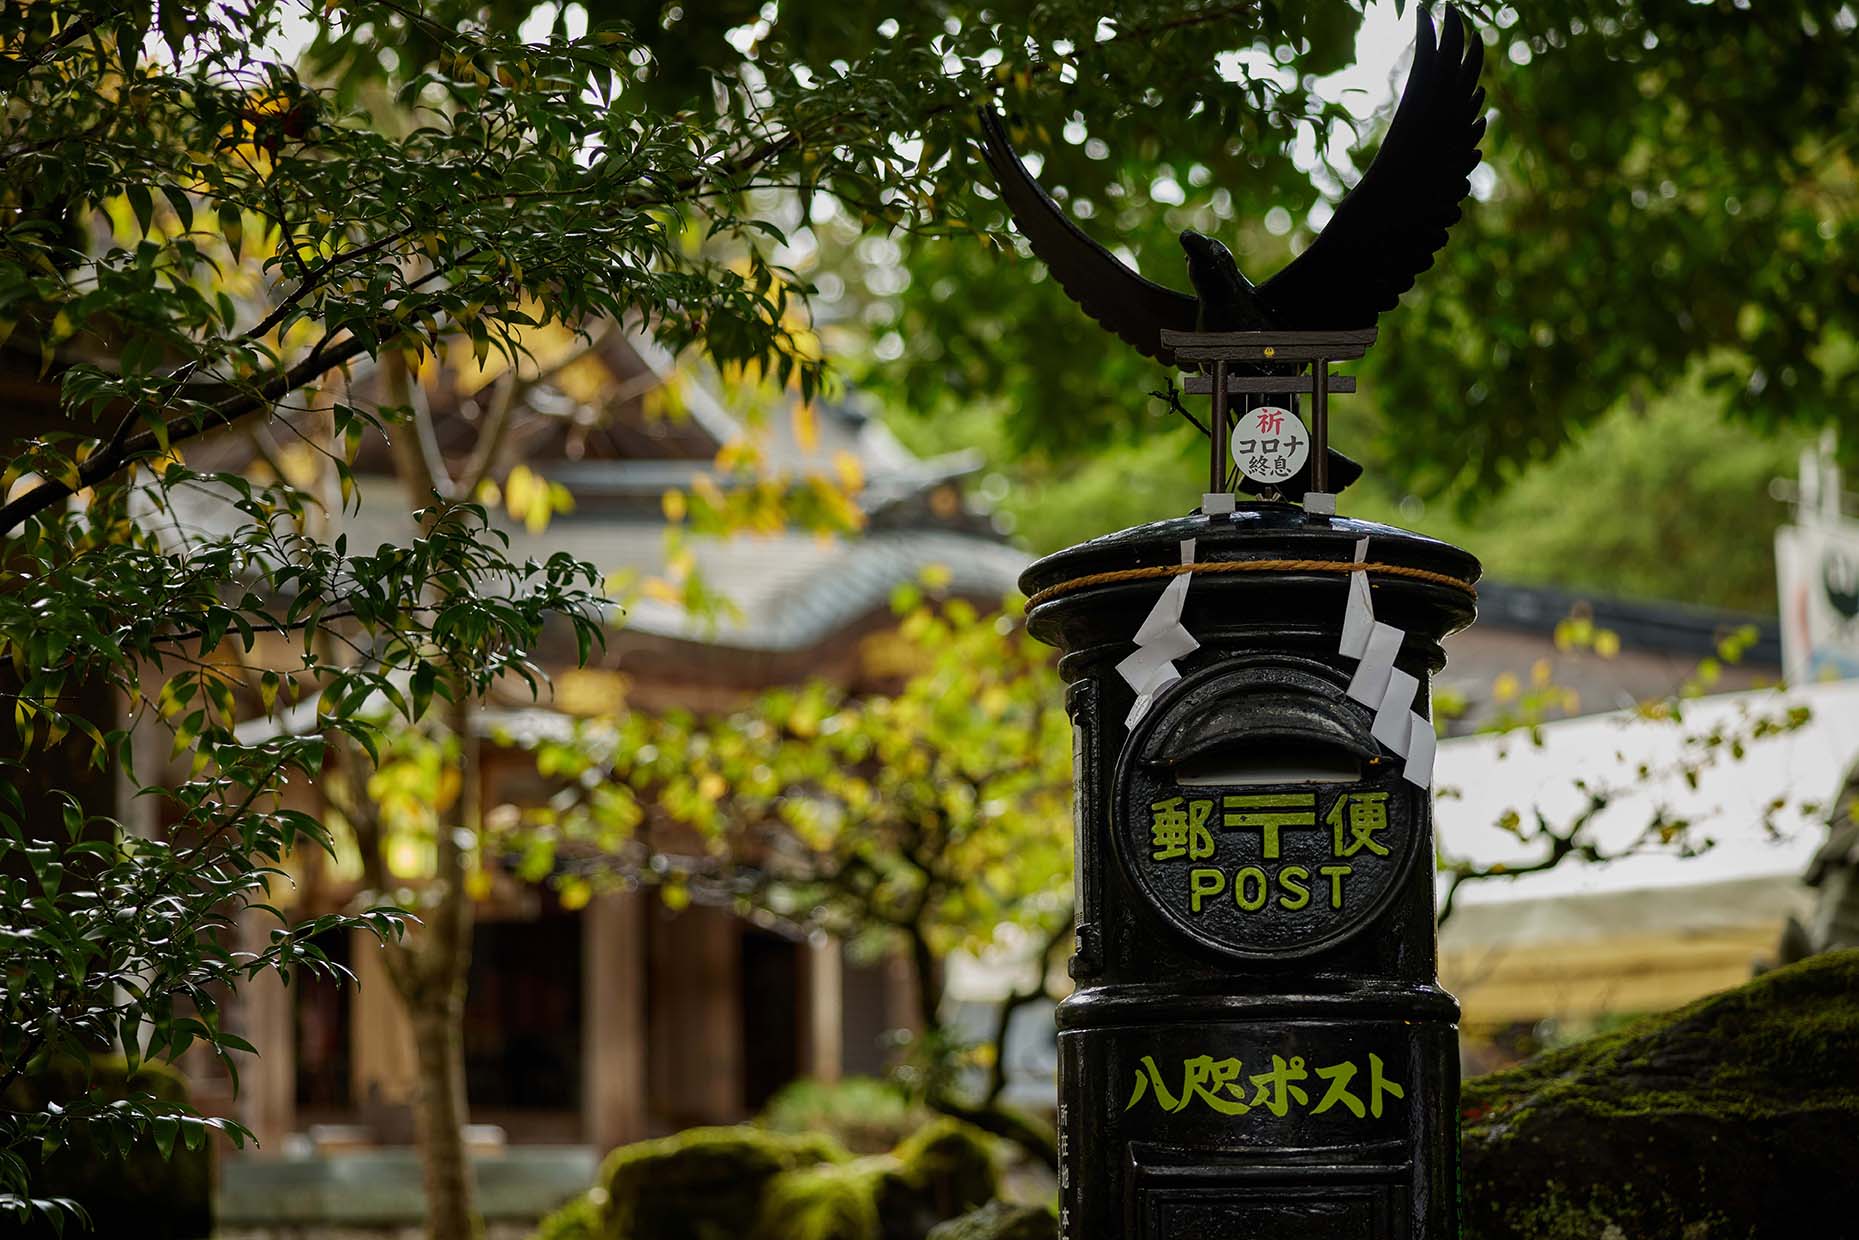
[108,328,1029,1219]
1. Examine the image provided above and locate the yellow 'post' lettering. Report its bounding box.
[1277,864,1310,910]
[1189,868,1224,913]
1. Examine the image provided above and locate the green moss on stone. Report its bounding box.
[887,1118,999,1219]
[1464,950,1859,1129]
[542,1118,998,1240]
[600,1125,850,1240]
[759,1077,933,1154]
[863,1118,998,1240]
[752,1158,888,1240]
[1462,950,1859,1239]
[532,1190,605,1240]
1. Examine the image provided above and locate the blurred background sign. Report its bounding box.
[1775,434,1859,683]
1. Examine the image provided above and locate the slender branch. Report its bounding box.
[1437,797,1607,926]
[982,910,1073,1107]
[381,350,455,503]
[245,224,421,345]
[0,250,481,538]
[456,372,516,497]
[0,1033,47,1102]
[0,333,368,535]
[244,422,291,481]
[0,12,97,90]
[1149,378,1211,439]
[926,1094,1059,1172]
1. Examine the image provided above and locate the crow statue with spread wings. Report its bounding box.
[978,6,1486,498]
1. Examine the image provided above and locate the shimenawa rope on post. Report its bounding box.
[1023,558,1477,612]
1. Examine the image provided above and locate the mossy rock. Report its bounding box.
[599,1125,849,1240]
[542,1118,997,1240]
[760,1076,933,1155]
[532,1190,604,1240]
[873,1119,999,1240]
[925,1202,1057,1240]
[1462,949,1859,1239]
[750,1117,999,1240]
[0,1056,211,1240]
[601,1127,849,1240]
[753,1158,888,1240]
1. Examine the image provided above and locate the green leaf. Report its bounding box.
[152,1115,179,1161]
[120,1014,142,1076]
[411,661,436,720]
[126,184,154,236]
[161,185,194,231]
[219,204,243,260]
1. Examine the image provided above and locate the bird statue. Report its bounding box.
[978,6,1486,499]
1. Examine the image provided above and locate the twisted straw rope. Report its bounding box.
[1023,558,1478,611]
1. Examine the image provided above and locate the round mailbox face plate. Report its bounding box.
[1112,663,1423,960]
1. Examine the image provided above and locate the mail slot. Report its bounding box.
[1022,505,1479,1240]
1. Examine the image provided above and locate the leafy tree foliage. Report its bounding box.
[1386,0,1859,495]
[821,2,1856,496]
[0,0,870,1222]
[1346,391,1812,614]
[4,0,1304,1226]
[513,597,1073,1162]
[1434,619,1817,924]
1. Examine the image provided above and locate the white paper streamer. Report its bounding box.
[1340,538,1374,660]
[1121,541,1201,728]
[1124,664,1182,729]
[1133,573,1192,644]
[1126,623,1201,671]
[1328,538,1439,785]
[1372,667,1419,756]
[1346,621,1403,708]
[1403,712,1437,788]
[1117,633,1193,690]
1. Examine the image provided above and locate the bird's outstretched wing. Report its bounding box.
[1257,6,1486,329]
[977,108,1199,363]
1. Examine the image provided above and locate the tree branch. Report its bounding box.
[0,249,481,539]
[926,1095,1058,1172]
[982,910,1073,1108]
[0,333,371,536]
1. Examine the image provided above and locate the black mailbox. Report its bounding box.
[1022,505,1479,1240]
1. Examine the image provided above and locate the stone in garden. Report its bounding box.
[1461,950,1859,1239]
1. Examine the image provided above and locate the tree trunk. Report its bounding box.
[904,921,1060,1172]
[408,985,479,1240]
[398,691,483,1240]
[387,756,482,1240]
[371,354,486,1240]
[906,924,943,1033]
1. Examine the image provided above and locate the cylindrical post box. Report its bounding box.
[1022,505,1479,1240]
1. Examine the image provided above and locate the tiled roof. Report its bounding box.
[1475,579,1781,665]
[257,488,1029,654]
[620,528,1030,652]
